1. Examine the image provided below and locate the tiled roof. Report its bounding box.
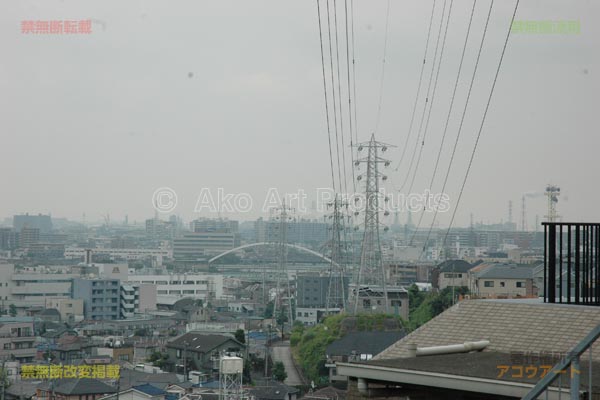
[133,384,167,396]
[39,379,117,395]
[437,260,473,273]
[167,333,243,353]
[474,263,535,279]
[375,299,600,360]
[368,352,600,390]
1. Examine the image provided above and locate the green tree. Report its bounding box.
[8,304,17,317]
[263,301,274,318]
[276,308,288,334]
[147,351,171,369]
[234,329,246,344]
[134,328,149,337]
[272,361,287,382]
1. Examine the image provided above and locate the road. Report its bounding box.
[270,340,304,386]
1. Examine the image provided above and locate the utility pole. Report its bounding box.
[352,134,394,315]
[183,341,188,381]
[264,324,271,379]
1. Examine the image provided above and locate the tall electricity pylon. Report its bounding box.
[325,195,350,312]
[271,202,294,328]
[352,133,394,314]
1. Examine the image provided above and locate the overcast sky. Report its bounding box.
[1,0,598,228]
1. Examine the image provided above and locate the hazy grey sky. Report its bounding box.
[1,0,598,228]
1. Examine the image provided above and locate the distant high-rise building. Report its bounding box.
[254,218,328,245]
[18,227,39,248]
[191,218,239,233]
[0,228,18,250]
[13,213,52,233]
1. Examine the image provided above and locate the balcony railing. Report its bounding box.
[543,222,600,305]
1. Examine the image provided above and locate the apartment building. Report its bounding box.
[120,284,157,319]
[72,278,121,320]
[0,317,37,363]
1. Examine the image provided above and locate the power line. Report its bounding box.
[442,0,520,248]
[350,0,358,144]
[316,0,337,192]
[397,0,447,193]
[421,0,496,257]
[373,0,391,134]
[394,0,437,172]
[422,0,495,254]
[326,0,344,193]
[344,0,358,196]
[405,0,455,197]
[410,0,477,245]
[333,0,350,197]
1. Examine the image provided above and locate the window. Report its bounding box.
[484,281,494,287]
[500,282,506,287]
[516,281,525,288]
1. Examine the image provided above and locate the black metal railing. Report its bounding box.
[543,222,600,305]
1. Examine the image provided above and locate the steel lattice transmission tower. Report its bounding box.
[325,195,350,312]
[351,133,394,315]
[544,184,561,222]
[271,202,294,327]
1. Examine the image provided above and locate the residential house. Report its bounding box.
[432,260,473,290]
[471,263,537,298]
[36,379,117,400]
[0,317,37,363]
[99,384,166,400]
[248,381,299,400]
[165,333,245,373]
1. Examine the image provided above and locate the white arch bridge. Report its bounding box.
[207,242,340,267]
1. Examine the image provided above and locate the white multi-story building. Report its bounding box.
[64,247,172,262]
[126,272,224,302]
[0,264,78,310]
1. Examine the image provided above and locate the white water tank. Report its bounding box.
[220,356,243,374]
